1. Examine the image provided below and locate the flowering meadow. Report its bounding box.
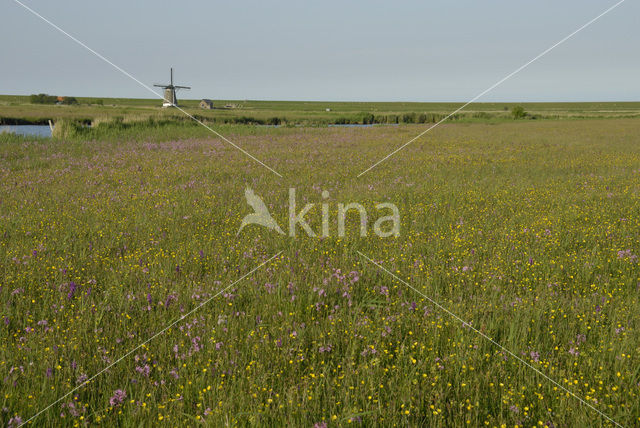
[1,119,639,427]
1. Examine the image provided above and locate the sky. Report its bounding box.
[1,0,638,102]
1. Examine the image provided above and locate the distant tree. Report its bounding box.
[511,106,527,119]
[29,93,57,104]
[61,97,78,105]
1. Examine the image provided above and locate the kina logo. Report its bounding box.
[237,187,400,238]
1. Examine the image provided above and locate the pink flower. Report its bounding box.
[109,389,126,407]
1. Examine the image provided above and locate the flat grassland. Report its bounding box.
[3,94,640,126]
[1,117,639,426]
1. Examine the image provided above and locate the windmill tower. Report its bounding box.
[154,68,191,107]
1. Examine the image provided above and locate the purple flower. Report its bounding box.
[349,270,360,283]
[67,282,77,299]
[135,365,151,377]
[617,249,638,261]
[164,293,177,307]
[319,344,333,353]
[8,416,23,428]
[109,389,127,407]
[530,351,540,362]
[191,337,202,353]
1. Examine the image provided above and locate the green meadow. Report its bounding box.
[1,113,639,427]
[3,95,640,126]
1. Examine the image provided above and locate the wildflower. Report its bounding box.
[617,249,638,261]
[164,293,177,307]
[319,344,333,353]
[349,270,360,283]
[313,287,326,297]
[109,389,127,407]
[67,282,77,299]
[8,416,23,428]
[136,365,151,377]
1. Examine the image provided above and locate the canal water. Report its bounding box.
[0,125,52,138]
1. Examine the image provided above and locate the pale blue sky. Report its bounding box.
[2,0,638,102]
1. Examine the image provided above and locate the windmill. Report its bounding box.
[154,68,190,107]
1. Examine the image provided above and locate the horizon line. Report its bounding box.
[2,94,640,105]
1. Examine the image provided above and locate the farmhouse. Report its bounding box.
[200,99,213,109]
